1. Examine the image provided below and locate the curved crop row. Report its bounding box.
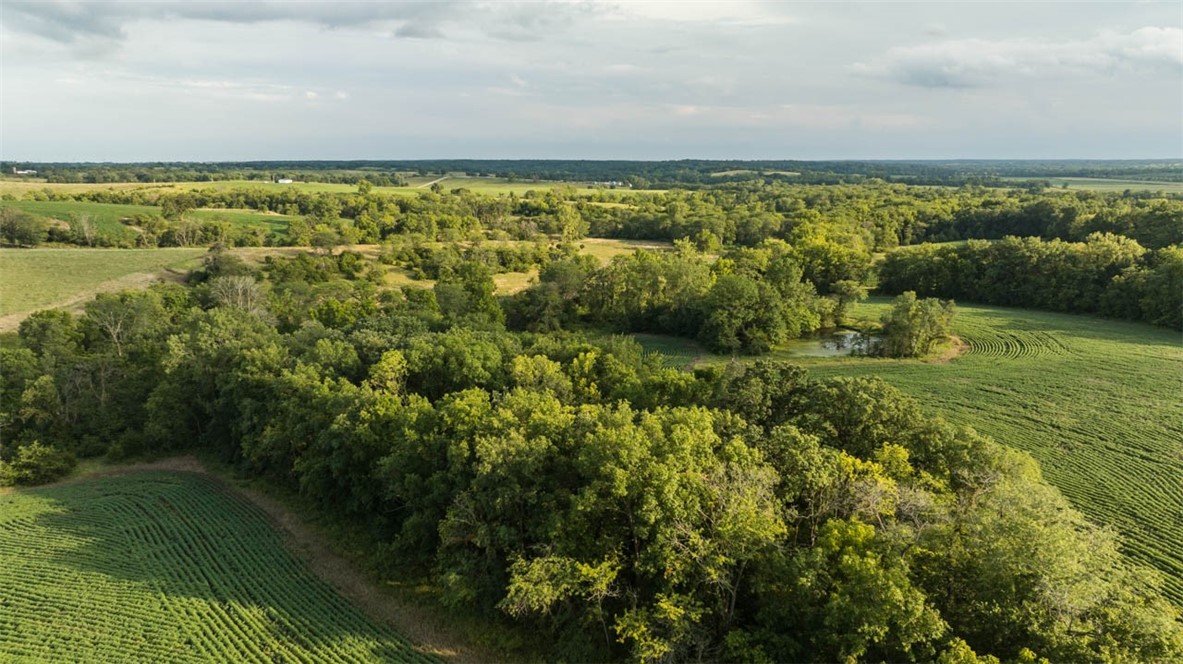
[0,472,439,664]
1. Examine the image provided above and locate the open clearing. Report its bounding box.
[639,300,1183,604]
[0,248,206,321]
[0,177,649,200]
[0,470,443,663]
[0,200,296,237]
[1003,176,1183,193]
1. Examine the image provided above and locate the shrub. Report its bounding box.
[0,441,77,486]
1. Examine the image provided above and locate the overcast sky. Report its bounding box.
[2,1,1181,161]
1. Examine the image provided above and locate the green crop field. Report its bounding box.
[638,300,1183,604]
[0,471,437,663]
[0,248,206,319]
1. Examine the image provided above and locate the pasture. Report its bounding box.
[0,200,296,238]
[0,248,206,321]
[1003,176,1183,193]
[0,471,437,663]
[1,200,156,239]
[0,177,645,200]
[639,300,1183,604]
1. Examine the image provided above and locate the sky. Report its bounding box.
[2,1,1181,161]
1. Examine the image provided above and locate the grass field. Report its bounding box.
[1004,176,1183,193]
[637,300,1183,604]
[0,200,156,238]
[0,200,296,237]
[0,176,649,200]
[0,471,436,663]
[0,248,206,318]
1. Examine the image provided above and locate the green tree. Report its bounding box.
[0,208,47,246]
[879,291,955,358]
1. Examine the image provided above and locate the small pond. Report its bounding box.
[783,329,880,357]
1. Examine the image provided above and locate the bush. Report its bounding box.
[0,441,77,486]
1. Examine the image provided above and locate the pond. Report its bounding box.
[783,329,879,357]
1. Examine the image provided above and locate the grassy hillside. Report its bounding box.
[639,300,1183,604]
[0,200,295,238]
[0,248,206,318]
[0,471,436,663]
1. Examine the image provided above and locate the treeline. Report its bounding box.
[880,234,1183,329]
[8,159,1180,187]
[3,163,408,186]
[510,240,870,354]
[19,179,1178,253]
[924,197,1182,249]
[379,238,569,280]
[2,248,1180,662]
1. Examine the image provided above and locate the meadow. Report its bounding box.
[0,471,436,663]
[0,200,297,237]
[0,248,206,320]
[0,177,628,199]
[638,300,1183,604]
[1003,176,1183,193]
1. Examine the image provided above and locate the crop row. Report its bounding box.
[804,303,1183,605]
[0,473,439,663]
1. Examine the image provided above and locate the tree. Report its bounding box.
[208,275,267,316]
[0,441,76,486]
[698,274,786,354]
[0,208,46,246]
[71,213,97,247]
[83,292,163,357]
[879,291,955,358]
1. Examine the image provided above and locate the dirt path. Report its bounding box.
[0,268,187,333]
[15,456,489,663]
[929,335,969,363]
[416,175,450,189]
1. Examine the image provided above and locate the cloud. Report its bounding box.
[2,0,600,48]
[853,27,1183,88]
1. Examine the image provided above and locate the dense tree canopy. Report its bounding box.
[2,246,1179,663]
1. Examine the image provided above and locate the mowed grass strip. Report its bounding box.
[0,472,438,663]
[0,248,205,316]
[672,300,1183,604]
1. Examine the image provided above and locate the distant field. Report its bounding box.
[1004,176,1183,193]
[0,200,295,237]
[0,200,156,238]
[0,179,172,196]
[639,300,1183,604]
[0,471,435,663]
[0,248,205,318]
[709,169,800,177]
[0,176,650,199]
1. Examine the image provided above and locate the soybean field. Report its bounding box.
[0,472,438,663]
[643,301,1183,604]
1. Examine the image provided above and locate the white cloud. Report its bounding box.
[853,26,1183,88]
